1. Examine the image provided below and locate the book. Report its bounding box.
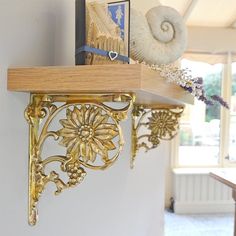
[75,0,130,65]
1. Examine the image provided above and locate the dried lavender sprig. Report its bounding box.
[135,61,229,109]
[181,85,214,106]
[210,95,230,109]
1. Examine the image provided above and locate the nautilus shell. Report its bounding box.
[130,4,187,65]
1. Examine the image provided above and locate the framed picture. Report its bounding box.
[108,0,130,57]
[75,0,130,65]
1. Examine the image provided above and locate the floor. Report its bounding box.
[165,211,234,236]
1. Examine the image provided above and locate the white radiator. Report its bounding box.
[173,169,234,214]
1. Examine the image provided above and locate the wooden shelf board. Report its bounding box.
[7,64,193,105]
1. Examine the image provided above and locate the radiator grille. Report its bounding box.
[173,171,234,214]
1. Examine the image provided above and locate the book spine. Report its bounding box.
[75,0,86,65]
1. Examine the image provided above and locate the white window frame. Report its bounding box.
[172,53,235,168]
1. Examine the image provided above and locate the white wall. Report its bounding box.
[0,1,167,235]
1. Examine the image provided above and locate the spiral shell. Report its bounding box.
[130,5,187,65]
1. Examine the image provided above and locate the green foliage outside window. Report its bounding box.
[204,73,236,122]
[204,73,222,122]
[232,75,236,95]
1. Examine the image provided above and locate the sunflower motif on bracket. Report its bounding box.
[25,94,133,226]
[58,105,119,165]
[148,110,179,142]
[56,105,123,188]
[131,105,184,168]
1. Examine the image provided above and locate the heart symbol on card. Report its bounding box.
[108,51,118,61]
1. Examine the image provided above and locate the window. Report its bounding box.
[229,63,236,161]
[175,59,235,167]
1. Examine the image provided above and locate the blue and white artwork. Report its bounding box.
[108,2,126,40]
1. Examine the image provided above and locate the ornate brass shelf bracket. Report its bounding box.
[131,104,184,168]
[25,93,134,226]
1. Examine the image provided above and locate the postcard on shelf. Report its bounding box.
[75,0,130,65]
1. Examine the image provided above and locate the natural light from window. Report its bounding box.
[229,63,236,161]
[179,59,223,166]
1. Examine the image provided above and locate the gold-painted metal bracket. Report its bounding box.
[131,104,184,168]
[25,93,134,226]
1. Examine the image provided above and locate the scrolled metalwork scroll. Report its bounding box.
[131,104,184,168]
[25,94,134,226]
